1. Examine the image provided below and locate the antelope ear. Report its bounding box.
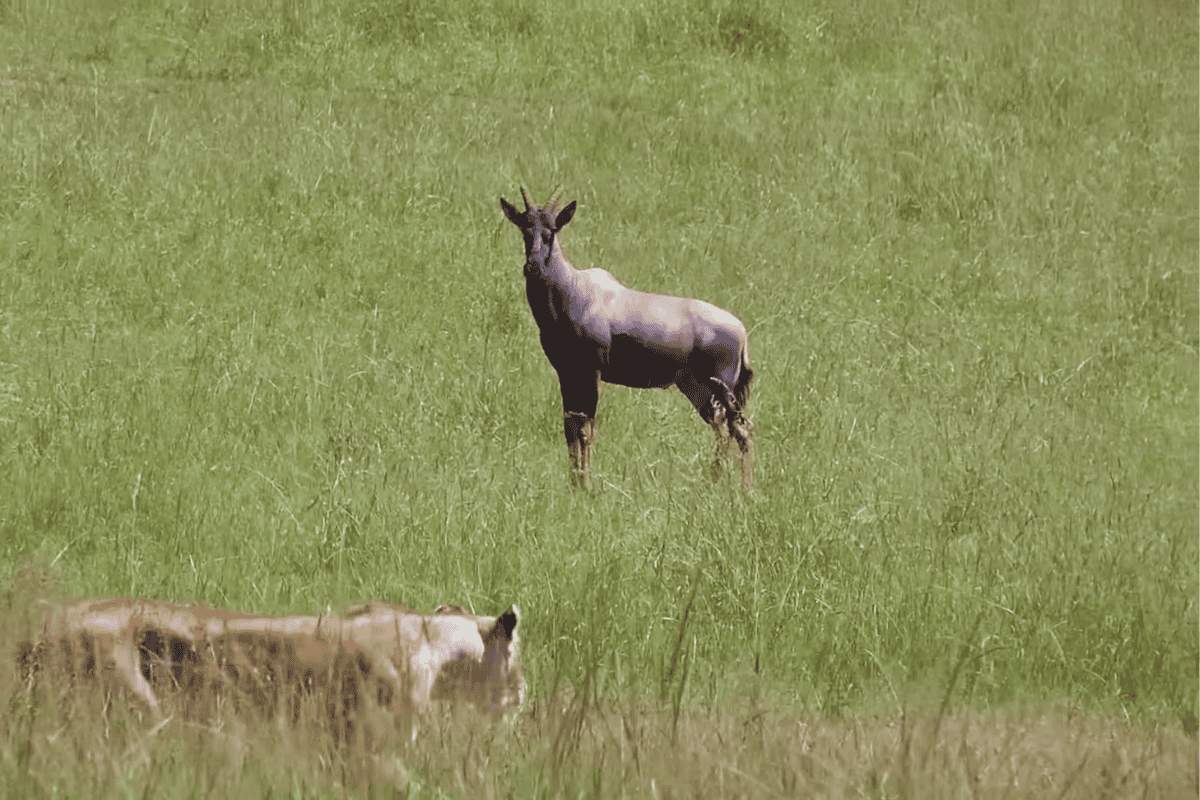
[554,201,576,230]
[500,197,524,227]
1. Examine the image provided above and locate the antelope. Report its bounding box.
[501,189,754,488]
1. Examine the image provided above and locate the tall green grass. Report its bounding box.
[0,0,1196,793]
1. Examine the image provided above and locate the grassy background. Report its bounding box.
[1,0,1196,794]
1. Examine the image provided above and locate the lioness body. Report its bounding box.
[18,596,524,728]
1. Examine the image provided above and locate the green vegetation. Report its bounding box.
[1,0,1196,795]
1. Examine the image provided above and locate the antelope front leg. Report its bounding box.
[563,412,594,488]
[581,416,595,481]
[559,371,600,489]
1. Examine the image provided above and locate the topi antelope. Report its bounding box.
[500,188,754,489]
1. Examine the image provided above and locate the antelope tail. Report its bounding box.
[733,344,753,412]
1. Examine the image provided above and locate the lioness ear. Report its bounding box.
[493,605,519,640]
[554,201,576,230]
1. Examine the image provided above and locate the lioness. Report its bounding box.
[17,596,525,727]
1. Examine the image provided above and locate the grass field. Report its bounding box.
[1,0,1197,795]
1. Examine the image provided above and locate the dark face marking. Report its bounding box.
[500,194,576,277]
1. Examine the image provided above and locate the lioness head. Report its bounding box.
[344,602,525,718]
[430,605,525,717]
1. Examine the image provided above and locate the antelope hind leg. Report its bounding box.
[708,398,732,481]
[730,413,754,489]
[677,372,730,481]
[706,376,754,489]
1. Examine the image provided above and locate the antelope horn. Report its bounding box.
[520,187,532,211]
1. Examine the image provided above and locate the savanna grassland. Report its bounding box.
[0,0,1197,796]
